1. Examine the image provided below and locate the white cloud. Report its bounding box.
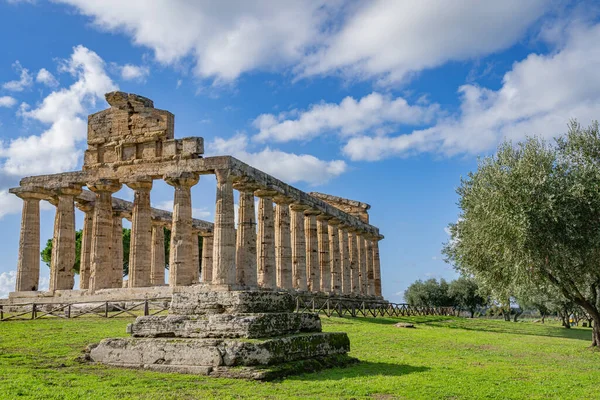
[299,1,548,85]
[210,134,346,185]
[120,64,150,82]
[0,190,23,219]
[0,270,16,298]
[343,22,600,161]
[153,200,211,220]
[0,96,17,108]
[2,61,33,92]
[0,45,117,176]
[253,92,439,143]
[56,0,331,83]
[36,68,59,87]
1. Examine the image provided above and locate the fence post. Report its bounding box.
[104,302,109,318]
[31,303,36,320]
[66,304,71,319]
[0,305,3,321]
[144,300,149,316]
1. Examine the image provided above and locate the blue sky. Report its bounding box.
[0,1,599,301]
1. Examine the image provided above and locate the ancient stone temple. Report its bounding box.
[5,92,384,378]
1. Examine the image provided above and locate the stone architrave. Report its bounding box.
[127,179,153,288]
[256,190,277,289]
[357,233,367,295]
[339,225,351,295]
[212,169,236,285]
[165,172,199,287]
[77,203,94,290]
[348,230,359,294]
[14,191,44,292]
[200,234,214,283]
[274,197,293,290]
[290,204,309,291]
[373,235,383,297]
[89,180,121,291]
[111,212,124,288]
[150,224,166,285]
[328,219,342,294]
[365,236,375,296]
[234,186,257,288]
[304,210,320,292]
[49,186,82,291]
[316,215,332,293]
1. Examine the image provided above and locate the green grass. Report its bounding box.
[0,315,598,399]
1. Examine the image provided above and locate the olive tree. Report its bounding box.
[444,122,600,347]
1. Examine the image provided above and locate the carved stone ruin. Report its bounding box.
[3,92,385,378]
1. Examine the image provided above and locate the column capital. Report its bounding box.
[75,202,94,213]
[304,208,321,216]
[126,177,153,191]
[151,218,170,228]
[55,184,82,197]
[316,214,333,221]
[232,177,259,192]
[164,172,199,188]
[273,195,294,205]
[214,168,235,184]
[254,188,279,198]
[199,231,214,238]
[10,186,49,201]
[290,203,310,212]
[88,179,121,194]
[328,218,342,226]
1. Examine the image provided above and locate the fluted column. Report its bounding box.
[200,234,213,283]
[274,196,293,290]
[190,230,200,283]
[256,190,277,289]
[357,232,367,295]
[317,214,331,293]
[290,204,309,291]
[212,169,236,285]
[77,203,94,290]
[88,180,121,291]
[348,230,359,294]
[234,186,257,287]
[165,172,199,287]
[329,219,341,294]
[373,234,383,297]
[150,224,166,285]
[111,211,124,288]
[339,225,351,295]
[14,191,44,292]
[127,179,153,288]
[365,235,375,296]
[49,186,81,291]
[304,210,320,292]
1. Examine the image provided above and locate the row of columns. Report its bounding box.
[14,169,382,297]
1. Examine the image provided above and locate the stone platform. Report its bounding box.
[86,290,355,379]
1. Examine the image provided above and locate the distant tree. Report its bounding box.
[448,276,487,318]
[404,278,453,307]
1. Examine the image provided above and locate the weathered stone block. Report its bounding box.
[181,137,204,156]
[169,290,295,315]
[163,139,177,156]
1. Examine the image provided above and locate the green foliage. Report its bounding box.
[404,278,453,307]
[443,121,600,345]
[0,317,597,399]
[41,231,83,274]
[448,276,487,317]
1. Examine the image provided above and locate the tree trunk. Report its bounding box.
[541,314,546,324]
[593,318,600,347]
[470,309,475,318]
[513,309,523,323]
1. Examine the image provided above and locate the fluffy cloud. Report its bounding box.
[36,68,59,87]
[120,64,150,82]
[253,92,439,143]
[209,134,346,185]
[54,1,546,85]
[0,96,17,108]
[343,22,600,161]
[0,270,16,298]
[0,45,117,176]
[2,61,33,92]
[0,190,23,219]
[153,200,211,220]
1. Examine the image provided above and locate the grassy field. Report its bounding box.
[0,315,598,400]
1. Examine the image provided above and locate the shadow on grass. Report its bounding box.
[290,361,430,381]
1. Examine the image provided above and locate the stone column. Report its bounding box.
[200,233,213,283]
[373,234,383,297]
[165,172,199,287]
[339,225,351,295]
[256,190,277,289]
[77,203,94,290]
[89,180,121,291]
[211,169,236,285]
[328,219,342,294]
[14,191,44,292]
[234,186,257,288]
[365,235,375,296]
[316,215,331,293]
[111,211,124,288]
[191,230,201,283]
[348,230,359,294]
[357,232,367,295]
[304,210,320,292]
[49,186,81,291]
[290,204,309,291]
[150,223,166,285]
[274,196,293,290]
[127,179,153,288]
